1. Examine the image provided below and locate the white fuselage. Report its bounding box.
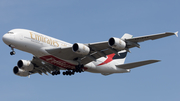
[2,29,129,75]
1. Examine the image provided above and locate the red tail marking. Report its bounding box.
[97,53,115,66]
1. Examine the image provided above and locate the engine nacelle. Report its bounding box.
[108,37,126,50]
[17,60,34,71]
[13,66,30,77]
[72,43,90,55]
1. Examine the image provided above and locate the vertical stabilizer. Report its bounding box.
[121,33,133,39]
[111,33,132,65]
[111,50,127,65]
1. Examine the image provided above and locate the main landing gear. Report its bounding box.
[75,64,84,73]
[9,45,15,55]
[51,70,60,76]
[62,70,75,76]
[51,65,85,76]
[62,64,84,76]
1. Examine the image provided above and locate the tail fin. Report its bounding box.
[111,33,132,65]
[111,50,128,65]
[98,33,132,66]
[113,33,133,65]
[121,33,133,39]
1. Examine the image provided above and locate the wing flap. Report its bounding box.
[116,60,160,69]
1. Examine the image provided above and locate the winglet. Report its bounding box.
[175,31,178,37]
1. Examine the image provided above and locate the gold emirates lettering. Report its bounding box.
[30,32,59,47]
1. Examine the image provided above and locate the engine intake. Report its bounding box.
[72,43,90,55]
[13,66,30,77]
[108,37,126,50]
[17,60,34,71]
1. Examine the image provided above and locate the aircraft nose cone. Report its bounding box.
[2,34,10,45]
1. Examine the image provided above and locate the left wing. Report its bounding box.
[30,56,60,75]
[46,32,178,65]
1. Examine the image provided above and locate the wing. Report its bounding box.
[126,32,178,43]
[116,60,160,69]
[46,41,113,64]
[46,42,114,64]
[46,32,178,65]
[125,32,178,48]
[30,56,61,75]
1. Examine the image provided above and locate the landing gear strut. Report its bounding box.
[9,45,15,55]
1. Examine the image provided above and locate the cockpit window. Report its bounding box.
[7,32,14,34]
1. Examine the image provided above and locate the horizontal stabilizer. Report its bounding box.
[116,60,160,69]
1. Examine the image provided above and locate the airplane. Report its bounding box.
[2,29,178,77]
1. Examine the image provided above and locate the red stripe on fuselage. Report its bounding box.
[40,55,87,70]
[97,53,115,66]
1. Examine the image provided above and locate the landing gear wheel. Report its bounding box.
[51,70,60,76]
[52,72,55,76]
[57,71,60,74]
[9,45,16,55]
[10,51,15,55]
[63,72,66,75]
[75,64,84,73]
[62,70,75,76]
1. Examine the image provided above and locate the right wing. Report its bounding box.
[116,60,160,69]
[126,32,178,43]
[125,32,178,48]
[46,32,177,65]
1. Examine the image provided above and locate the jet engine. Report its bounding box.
[17,60,34,71]
[108,37,126,50]
[13,66,30,77]
[72,43,90,55]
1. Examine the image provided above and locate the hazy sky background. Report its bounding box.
[0,0,180,101]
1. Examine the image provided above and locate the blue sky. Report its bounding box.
[0,0,180,101]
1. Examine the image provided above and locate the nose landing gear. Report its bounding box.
[9,45,15,55]
[10,51,16,55]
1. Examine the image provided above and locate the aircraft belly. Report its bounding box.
[87,62,130,74]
